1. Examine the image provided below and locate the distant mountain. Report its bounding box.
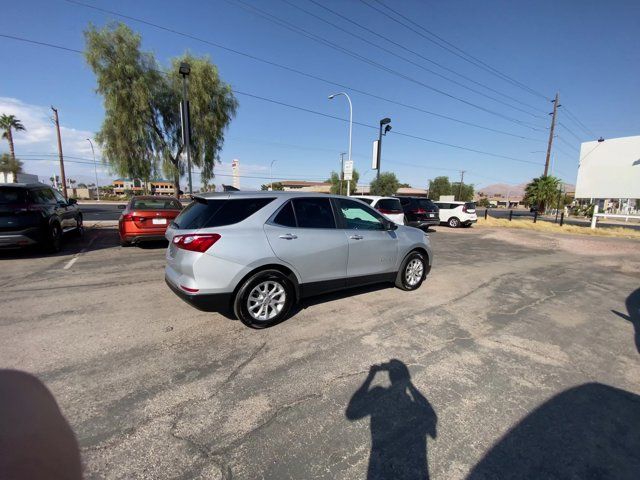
[478,181,575,197]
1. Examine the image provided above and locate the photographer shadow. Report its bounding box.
[346,359,437,480]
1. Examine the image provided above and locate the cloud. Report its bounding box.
[0,97,105,184]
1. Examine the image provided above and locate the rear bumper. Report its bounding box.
[407,219,439,228]
[123,233,168,243]
[0,227,42,248]
[165,276,233,312]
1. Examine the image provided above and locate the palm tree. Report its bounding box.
[0,114,26,161]
[524,176,561,213]
[0,153,24,183]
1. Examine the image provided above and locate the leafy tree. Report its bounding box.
[428,176,452,200]
[327,169,359,195]
[398,182,411,188]
[477,197,490,208]
[0,154,23,182]
[523,175,561,212]
[0,114,26,162]
[451,182,475,201]
[370,172,400,196]
[84,23,238,195]
[78,183,88,188]
[261,182,284,191]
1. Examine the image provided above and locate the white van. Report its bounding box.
[434,201,478,228]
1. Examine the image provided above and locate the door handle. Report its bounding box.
[279,233,298,240]
[349,235,364,240]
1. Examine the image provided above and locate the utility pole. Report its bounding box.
[544,92,560,177]
[457,170,466,200]
[339,152,345,195]
[51,106,67,199]
[179,63,193,196]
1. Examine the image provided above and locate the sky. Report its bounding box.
[1,0,639,191]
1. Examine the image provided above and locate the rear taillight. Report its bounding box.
[122,213,133,221]
[172,233,221,252]
[462,206,468,212]
[377,208,402,214]
[411,208,427,214]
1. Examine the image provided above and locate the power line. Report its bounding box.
[0,33,546,165]
[363,0,549,100]
[562,105,597,138]
[557,136,579,153]
[284,0,546,118]
[558,122,583,143]
[227,0,545,131]
[55,1,547,140]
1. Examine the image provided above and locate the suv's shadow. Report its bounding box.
[293,282,393,314]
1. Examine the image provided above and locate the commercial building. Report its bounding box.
[112,179,176,196]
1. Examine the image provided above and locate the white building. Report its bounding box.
[0,172,40,183]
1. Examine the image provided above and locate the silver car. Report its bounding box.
[164,192,432,328]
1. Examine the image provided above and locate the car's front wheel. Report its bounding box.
[448,217,461,228]
[46,222,62,253]
[395,251,428,291]
[234,270,295,328]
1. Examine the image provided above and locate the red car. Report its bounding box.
[118,196,183,246]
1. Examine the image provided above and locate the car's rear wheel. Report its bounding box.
[448,217,461,228]
[395,251,427,291]
[46,222,62,253]
[72,215,84,237]
[234,270,294,328]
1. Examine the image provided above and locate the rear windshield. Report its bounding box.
[418,199,437,210]
[173,197,274,229]
[376,198,403,212]
[132,198,182,210]
[0,187,28,204]
[358,198,374,205]
[465,202,476,210]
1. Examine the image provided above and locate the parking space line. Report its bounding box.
[62,235,97,270]
[63,257,79,270]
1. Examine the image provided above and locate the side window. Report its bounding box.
[292,198,335,229]
[52,189,67,204]
[31,189,56,204]
[336,198,385,230]
[272,201,297,227]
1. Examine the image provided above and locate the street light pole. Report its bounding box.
[377,117,392,181]
[270,159,277,191]
[328,92,353,196]
[86,138,100,201]
[179,62,193,196]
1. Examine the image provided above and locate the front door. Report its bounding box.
[263,198,348,293]
[334,198,398,285]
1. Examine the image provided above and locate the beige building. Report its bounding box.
[112,179,176,196]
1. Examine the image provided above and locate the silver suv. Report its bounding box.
[165,192,432,328]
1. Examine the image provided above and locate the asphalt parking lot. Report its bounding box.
[1,226,639,479]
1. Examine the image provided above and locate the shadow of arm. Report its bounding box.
[345,369,379,420]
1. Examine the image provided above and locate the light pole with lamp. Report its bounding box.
[270,159,277,191]
[86,138,100,201]
[376,117,392,180]
[328,92,353,196]
[179,62,193,196]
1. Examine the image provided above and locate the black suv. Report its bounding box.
[0,183,82,252]
[395,196,440,229]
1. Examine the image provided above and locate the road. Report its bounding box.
[2,226,639,479]
[79,202,124,221]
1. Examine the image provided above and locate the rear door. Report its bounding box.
[334,198,398,283]
[435,203,452,222]
[263,198,348,287]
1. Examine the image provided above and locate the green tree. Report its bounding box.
[327,169,359,195]
[0,153,23,183]
[523,175,561,212]
[84,23,238,195]
[370,172,400,196]
[0,114,26,163]
[451,182,475,201]
[477,197,490,208]
[261,182,284,191]
[428,176,452,200]
[398,182,411,188]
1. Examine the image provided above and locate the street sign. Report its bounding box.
[372,140,380,170]
[343,159,353,181]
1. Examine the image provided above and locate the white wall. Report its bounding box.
[575,135,640,199]
[0,172,40,183]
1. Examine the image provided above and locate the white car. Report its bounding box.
[356,196,405,225]
[434,201,478,228]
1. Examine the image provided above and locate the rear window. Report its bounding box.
[358,198,374,205]
[0,187,28,204]
[292,198,335,229]
[418,199,437,210]
[132,198,182,210]
[465,202,476,210]
[173,197,274,229]
[376,198,403,213]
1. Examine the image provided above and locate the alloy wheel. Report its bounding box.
[405,258,424,286]
[247,280,287,321]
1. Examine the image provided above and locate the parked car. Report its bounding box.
[164,192,432,328]
[434,201,478,228]
[356,196,405,225]
[395,196,440,229]
[0,183,82,252]
[118,195,183,246]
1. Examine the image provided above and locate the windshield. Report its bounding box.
[0,187,28,204]
[173,197,274,229]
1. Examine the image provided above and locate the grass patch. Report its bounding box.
[476,216,640,239]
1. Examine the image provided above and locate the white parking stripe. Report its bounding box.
[62,235,97,270]
[63,257,79,270]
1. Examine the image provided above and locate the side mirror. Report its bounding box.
[67,198,78,205]
[118,205,126,210]
[384,220,398,231]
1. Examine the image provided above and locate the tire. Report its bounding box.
[233,270,295,328]
[395,251,428,291]
[448,217,461,228]
[72,215,84,237]
[120,239,132,247]
[46,222,63,253]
